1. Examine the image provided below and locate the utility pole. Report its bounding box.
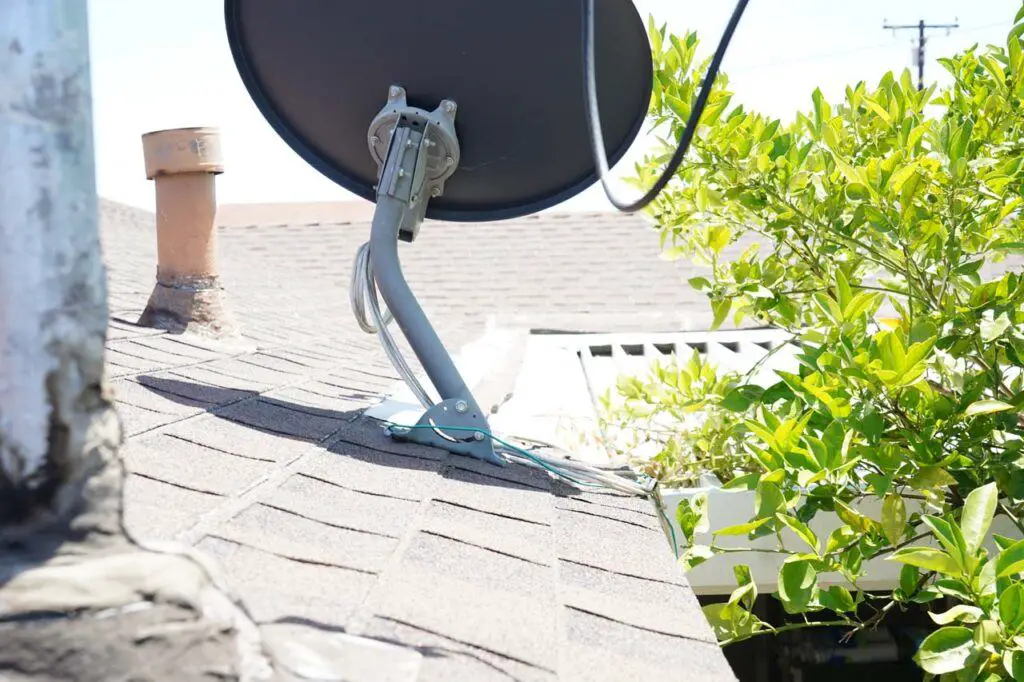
[883,19,959,90]
[0,2,273,679]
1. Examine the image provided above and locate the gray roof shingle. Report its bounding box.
[100,199,735,681]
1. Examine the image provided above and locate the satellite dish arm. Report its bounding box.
[366,87,503,465]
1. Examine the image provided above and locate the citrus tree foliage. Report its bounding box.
[606,7,1024,678]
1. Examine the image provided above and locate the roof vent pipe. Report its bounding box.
[137,127,238,338]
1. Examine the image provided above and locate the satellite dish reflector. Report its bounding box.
[224,0,652,222]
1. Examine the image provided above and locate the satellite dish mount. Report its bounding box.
[363,85,501,464]
[225,0,654,466]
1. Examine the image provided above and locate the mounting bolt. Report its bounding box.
[443,100,457,115]
[473,431,485,441]
[389,85,403,99]
[370,135,380,145]
[454,400,468,413]
[431,187,441,197]
[405,139,413,148]
[445,156,454,167]
[398,169,405,178]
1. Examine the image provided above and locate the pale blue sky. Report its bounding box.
[86,0,1020,212]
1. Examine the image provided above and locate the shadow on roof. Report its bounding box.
[136,376,580,495]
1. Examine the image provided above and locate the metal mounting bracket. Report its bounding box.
[385,398,499,462]
[368,85,460,242]
[366,85,504,466]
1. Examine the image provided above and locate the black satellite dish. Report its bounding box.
[225,0,653,464]
[224,0,651,222]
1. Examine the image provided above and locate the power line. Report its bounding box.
[883,19,960,90]
[731,39,903,72]
[731,20,1004,74]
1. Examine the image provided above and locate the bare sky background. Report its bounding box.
[87,1,1021,212]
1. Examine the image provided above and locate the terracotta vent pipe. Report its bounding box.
[137,127,238,337]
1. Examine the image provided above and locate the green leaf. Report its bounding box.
[864,97,893,124]
[714,517,772,536]
[1003,650,1024,680]
[755,480,786,518]
[679,545,715,571]
[950,119,974,163]
[729,564,757,610]
[910,466,957,490]
[819,585,856,613]
[996,539,1024,577]
[710,298,731,331]
[701,601,763,640]
[721,472,761,491]
[934,578,973,601]
[907,122,930,150]
[646,15,663,56]
[676,492,709,545]
[965,400,1015,417]
[845,182,871,200]
[811,87,830,134]
[981,312,1012,342]
[844,291,879,320]
[721,385,764,412]
[826,526,858,554]
[994,534,1018,552]
[835,270,852,310]
[666,94,690,121]
[776,514,820,553]
[978,558,997,598]
[811,292,843,325]
[687,276,711,291]
[734,563,753,588]
[995,241,1024,253]
[928,605,983,625]
[909,587,942,604]
[1000,582,1024,635]
[708,226,730,253]
[900,564,921,597]
[973,619,1001,649]
[889,547,961,575]
[778,560,818,614]
[866,473,892,496]
[881,493,907,546]
[834,499,881,536]
[910,319,938,345]
[921,516,967,571]
[913,626,975,675]
[961,482,998,556]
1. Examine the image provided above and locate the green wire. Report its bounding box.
[388,421,683,557]
[661,506,680,559]
[385,422,605,488]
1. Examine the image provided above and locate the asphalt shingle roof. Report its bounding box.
[100,199,736,681]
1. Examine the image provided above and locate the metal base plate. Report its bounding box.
[386,399,504,466]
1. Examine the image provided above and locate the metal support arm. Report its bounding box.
[366,86,503,465]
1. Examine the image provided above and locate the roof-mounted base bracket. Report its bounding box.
[366,85,503,466]
[385,398,498,462]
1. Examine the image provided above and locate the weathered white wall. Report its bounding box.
[0,0,117,528]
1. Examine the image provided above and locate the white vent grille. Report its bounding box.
[575,329,795,405]
[490,328,798,466]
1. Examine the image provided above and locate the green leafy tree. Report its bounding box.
[608,7,1024,678]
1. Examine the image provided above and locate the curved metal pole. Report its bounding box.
[369,193,479,413]
[365,106,502,465]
